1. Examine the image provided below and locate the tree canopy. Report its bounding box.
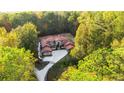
[1,11,124,81]
[60,48,124,81]
[71,11,124,59]
[0,46,37,80]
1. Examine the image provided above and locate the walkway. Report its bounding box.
[34,49,68,81]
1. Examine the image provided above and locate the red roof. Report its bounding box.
[42,44,50,48]
[42,47,52,53]
[65,45,74,50]
[65,42,74,46]
[40,34,69,45]
[40,33,74,53]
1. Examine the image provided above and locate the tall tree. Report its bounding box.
[71,11,124,59]
[12,22,38,54]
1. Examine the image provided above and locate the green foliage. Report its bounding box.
[13,22,38,53]
[0,12,79,36]
[0,23,37,81]
[67,11,80,35]
[111,38,124,48]
[0,27,18,47]
[38,12,69,35]
[60,48,124,81]
[70,12,95,59]
[59,66,98,81]
[0,46,37,80]
[0,22,38,54]
[9,12,37,28]
[0,12,38,30]
[71,11,124,59]
[1,11,124,81]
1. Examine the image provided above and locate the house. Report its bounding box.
[42,46,52,56]
[64,41,74,50]
[39,33,74,56]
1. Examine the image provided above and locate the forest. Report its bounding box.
[1,11,124,81]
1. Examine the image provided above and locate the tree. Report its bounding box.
[0,27,18,47]
[60,48,124,81]
[38,12,67,35]
[70,12,95,59]
[67,11,80,35]
[0,12,79,36]
[13,22,38,54]
[111,38,124,48]
[0,13,12,32]
[37,11,79,36]
[70,11,124,59]
[9,12,38,28]
[0,46,37,80]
